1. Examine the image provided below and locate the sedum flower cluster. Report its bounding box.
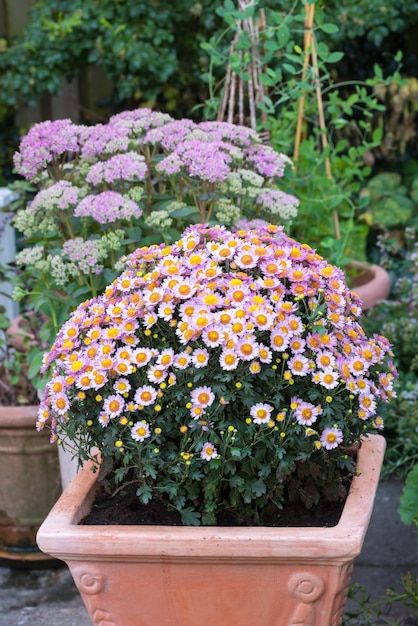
[12,109,298,337]
[38,224,396,525]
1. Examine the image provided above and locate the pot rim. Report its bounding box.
[0,405,40,428]
[37,434,386,562]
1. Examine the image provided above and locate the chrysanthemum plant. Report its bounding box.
[10,110,299,341]
[38,223,397,525]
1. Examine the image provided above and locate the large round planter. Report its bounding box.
[37,434,385,625]
[0,405,62,563]
[348,262,391,311]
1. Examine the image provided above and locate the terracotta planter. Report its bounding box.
[6,313,39,352]
[37,434,385,625]
[0,405,62,563]
[348,261,391,311]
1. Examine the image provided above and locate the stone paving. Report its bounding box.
[0,480,417,626]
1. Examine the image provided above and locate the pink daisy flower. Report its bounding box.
[200,442,218,461]
[134,385,158,406]
[270,328,290,352]
[258,344,273,364]
[219,350,239,371]
[131,421,151,442]
[132,347,153,368]
[192,349,210,368]
[250,402,273,424]
[173,352,192,369]
[294,401,321,426]
[201,325,224,348]
[103,394,125,418]
[348,355,369,377]
[113,378,132,395]
[359,393,377,415]
[190,386,215,409]
[98,412,111,428]
[147,364,168,384]
[157,348,175,369]
[320,427,344,450]
[315,368,340,390]
[51,392,70,415]
[316,350,336,369]
[236,336,259,361]
[289,336,306,353]
[288,354,310,376]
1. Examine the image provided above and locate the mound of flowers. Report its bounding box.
[38,224,396,525]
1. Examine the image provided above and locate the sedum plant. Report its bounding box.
[9,110,298,343]
[37,223,396,525]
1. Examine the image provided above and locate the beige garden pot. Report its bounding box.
[37,434,385,626]
[0,405,62,563]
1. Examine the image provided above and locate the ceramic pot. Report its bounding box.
[0,405,62,563]
[6,313,39,352]
[37,434,385,625]
[348,261,391,311]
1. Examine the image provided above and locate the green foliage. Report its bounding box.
[0,116,20,185]
[0,0,221,117]
[343,581,418,625]
[0,301,43,405]
[201,0,403,265]
[359,172,416,230]
[399,464,418,526]
[320,0,418,47]
[362,226,418,478]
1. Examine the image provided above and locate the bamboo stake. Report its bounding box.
[228,72,237,124]
[293,3,315,166]
[310,37,332,180]
[293,3,341,240]
[217,0,267,132]
[238,72,245,126]
[258,9,268,129]
[310,34,341,239]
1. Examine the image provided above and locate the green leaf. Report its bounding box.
[283,63,296,75]
[319,23,339,34]
[136,484,153,504]
[251,478,266,497]
[179,507,201,526]
[168,205,199,219]
[276,24,290,47]
[398,464,418,525]
[326,51,344,64]
[28,351,44,379]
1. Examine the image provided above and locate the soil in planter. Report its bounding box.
[80,480,348,528]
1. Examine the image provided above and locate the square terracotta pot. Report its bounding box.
[37,434,386,626]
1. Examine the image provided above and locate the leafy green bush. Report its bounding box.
[399,464,418,526]
[360,171,418,231]
[0,0,221,118]
[201,1,403,265]
[322,0,418,47]
[3,0,416,122]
